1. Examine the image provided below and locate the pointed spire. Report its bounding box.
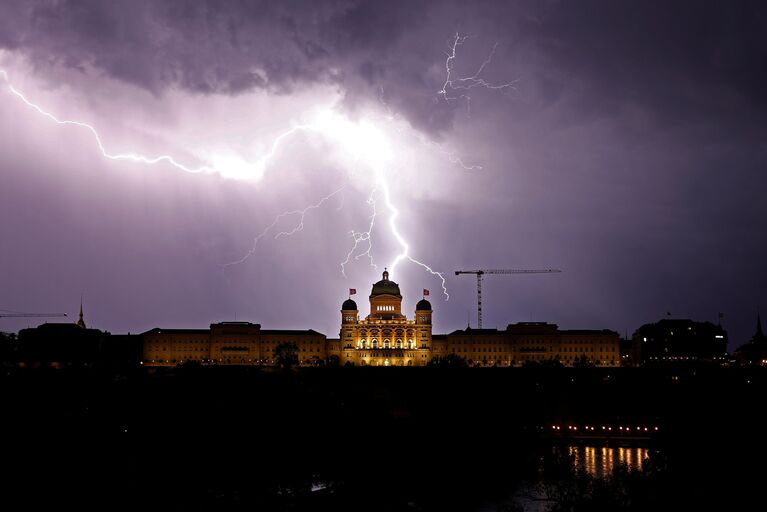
[77,297,86,329]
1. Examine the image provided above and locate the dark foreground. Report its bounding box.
[2,366,765,511]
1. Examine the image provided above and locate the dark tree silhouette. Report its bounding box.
[427,353,468,367]
[573,355,595,368]
[273,342,299,369]
[540,357,565,369]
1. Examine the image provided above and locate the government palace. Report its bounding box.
[142,270,620,367]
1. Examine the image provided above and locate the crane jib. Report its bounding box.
[453,268,562,329]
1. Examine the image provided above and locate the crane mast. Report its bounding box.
[454,269,561,329]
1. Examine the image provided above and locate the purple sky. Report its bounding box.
[1,1,765,349]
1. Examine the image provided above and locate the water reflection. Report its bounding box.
[568,445,648,478]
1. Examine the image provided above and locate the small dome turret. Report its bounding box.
[342,298,358,311]
[416,299,432,311]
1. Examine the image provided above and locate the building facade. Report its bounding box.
[140,270,620,368]
[631,318,728,365]
[334,269,433,366]
[142,322,325,366]
[443,323,620,367]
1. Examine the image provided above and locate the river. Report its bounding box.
[567,444,649,477]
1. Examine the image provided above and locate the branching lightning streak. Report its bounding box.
[2,67,454,299]
[222,186,345,268]
[421,137,483,171]
[437,32,518,105]
[0,69,215,174]
[379,84,481,172]
[379,170,449,300]
[0,68,314,180]
[340,184,378,276]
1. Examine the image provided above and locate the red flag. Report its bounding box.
[423,289,429,296]
[349,288,356,295]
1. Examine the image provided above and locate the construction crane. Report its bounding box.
[454,269,561,329]
[0,309,67,319]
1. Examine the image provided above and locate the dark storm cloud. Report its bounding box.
[518,1,767,131]
[2,0,766,135]
[2,0,766,345]
[0,1,426,94]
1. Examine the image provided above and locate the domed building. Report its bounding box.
[333,269,434,366]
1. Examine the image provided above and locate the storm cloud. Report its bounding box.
[1,0,765,346]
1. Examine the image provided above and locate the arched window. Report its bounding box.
[372,339,379,349]
[396,339,403,349]
[384,339,390,349]
[408,339,415,349]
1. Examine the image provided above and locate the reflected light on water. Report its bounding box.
[568,446,648,478]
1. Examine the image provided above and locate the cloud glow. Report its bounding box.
[0,65,449,297]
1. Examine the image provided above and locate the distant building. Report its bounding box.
[619,337,636,366]
[733,314,767,366]
[142,322,325,366]
[632,318,728,365]
[10,303,135,367]
[444,323,620,367]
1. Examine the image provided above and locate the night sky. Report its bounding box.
[1,1,765,349]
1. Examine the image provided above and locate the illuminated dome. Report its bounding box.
[370,269,401,298]
[342,299,358,310]
[416,299,432,311]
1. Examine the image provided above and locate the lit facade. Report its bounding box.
[142,323,325,366]
[140,270,620,368]
[444,323,620,367]
[334,270,433,366]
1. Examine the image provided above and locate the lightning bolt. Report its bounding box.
[0,69,216,174]
[371,162,449,300]
[379,83,482,172]
[340,184,378,276]
[1,67,454,299]
[221,186,345,269]
[420,136,483,171]
[437,32,518,107]
[0,68,320,181]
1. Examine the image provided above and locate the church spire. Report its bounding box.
[77,297,86,329]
